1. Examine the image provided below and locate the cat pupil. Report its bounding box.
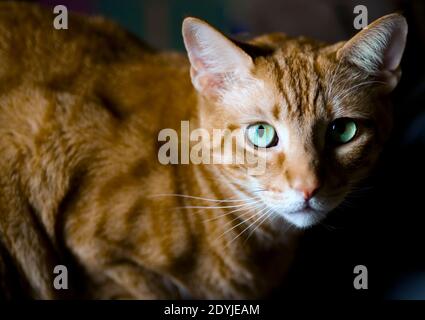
[334,123,345,133]
[258,125,265,138]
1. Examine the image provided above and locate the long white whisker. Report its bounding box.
[227,207,273,247]
[149,193,255,203]
[215,204,269,243]
[215,203,264,233]
[203,199,263,222]
[243,206,275,243]
[175,199,261,210]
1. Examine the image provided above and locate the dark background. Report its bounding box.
[19,0,425,299]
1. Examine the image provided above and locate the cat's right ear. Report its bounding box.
[182,17,253,99]
[337,13,408,91]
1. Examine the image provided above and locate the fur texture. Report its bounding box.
[0,2,406,299]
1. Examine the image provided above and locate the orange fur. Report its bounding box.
[0,3,406,299]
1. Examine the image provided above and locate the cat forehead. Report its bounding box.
[254,39,329,79]
[223,39,371,122]
[250,49,329,120]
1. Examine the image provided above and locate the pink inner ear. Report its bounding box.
[191,66,224,97]
[191,57,206,72]
[383,25,407,72]
[199,74,224,91]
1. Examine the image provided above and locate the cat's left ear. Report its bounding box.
[182,17,254,99]
[337,13,408,91]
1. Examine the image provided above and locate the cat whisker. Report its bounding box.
[214,204,268,243]
[336,198,357,210]
[149,193,256,203]
[190,201,256,221]
[226,207,273,247]
[348,184,375,194]
[175,199,261,210]
[251,188,267,193]
[216,202,265,232]
[318,221,339,231]
[213,175,265,199]
[214,170,257,190]
[203,199,263,222]
[243,206,275,244]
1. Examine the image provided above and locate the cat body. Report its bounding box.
[0,2,406,299]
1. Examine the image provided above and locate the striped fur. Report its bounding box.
[0,3,405,299]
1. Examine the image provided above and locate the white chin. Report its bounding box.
[281,210,324,228]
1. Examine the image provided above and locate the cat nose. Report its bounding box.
[292,179,320,200]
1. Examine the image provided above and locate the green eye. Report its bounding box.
[329,118,358,144]
[247,123,278,148]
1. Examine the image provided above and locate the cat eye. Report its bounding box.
[328,118,358,145]
[246,123,278,148]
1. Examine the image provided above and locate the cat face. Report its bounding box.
[183,14,407,228]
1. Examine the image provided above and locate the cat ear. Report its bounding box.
[182,17,253,98]
[337,13,407,91]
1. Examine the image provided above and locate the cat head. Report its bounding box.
[182,14,407,228]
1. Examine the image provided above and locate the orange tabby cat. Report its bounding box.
[0,2,407,299]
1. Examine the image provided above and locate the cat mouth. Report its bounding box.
[288,206,320,216]
[301,202,313,210]
[289,200,321,213]
[263,195,330,227]
[273,203,328,228]
[271,203,324,216]
[282,209,325,228]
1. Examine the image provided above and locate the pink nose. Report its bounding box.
[299,187,318,200]
[292,180,320,200]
